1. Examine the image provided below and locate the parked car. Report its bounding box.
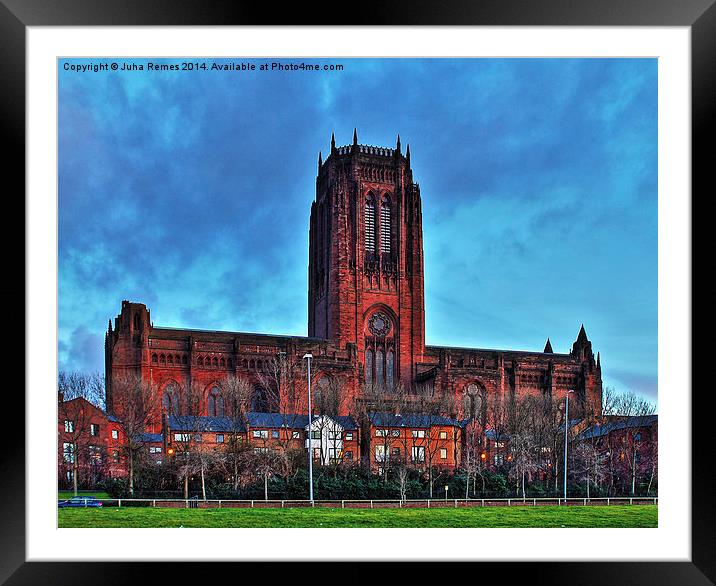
[58,495,103,508]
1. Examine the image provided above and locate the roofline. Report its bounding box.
[425,344,573,357]
[151,326,327,342]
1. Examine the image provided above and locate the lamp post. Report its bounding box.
[303,353,314,503]
[564,389,574,500]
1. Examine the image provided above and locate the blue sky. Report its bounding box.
[58,58,658,404]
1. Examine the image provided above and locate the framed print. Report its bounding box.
[7,0,711,582]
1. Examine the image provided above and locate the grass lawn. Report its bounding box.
[58,491,112,500]
[58,504,657,528]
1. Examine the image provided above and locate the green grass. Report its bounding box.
[58,504,657,528]
[58,491,112,500]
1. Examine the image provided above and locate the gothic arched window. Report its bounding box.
[207,387,224,417]
[376,349,384,385]
[380,196,391,254]
[365,194,376,254]
[163,384,178,416]
[386,350,395,389]
[365,349,374,386]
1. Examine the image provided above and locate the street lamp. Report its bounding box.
[303,353,314,503]
[564,389,574,500]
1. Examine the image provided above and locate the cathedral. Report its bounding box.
[105,131,603,430]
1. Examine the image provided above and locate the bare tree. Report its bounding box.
[58,372,105,494]
[111,373,159,497]
[572,441,609,499]
[409,384,458,498]
[222,373,253,494]
[611,391,656,496]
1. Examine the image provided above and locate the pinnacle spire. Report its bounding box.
[108,319,113,332]
[353,128,358,146]
[596,351,601,369]
[577,323,588,343]
[331,132,336,151]
[396,134,401,153]
[543,338,553,353]
[406,143,411,163]
[318,151,322,170]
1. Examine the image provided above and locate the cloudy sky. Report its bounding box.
[58,58,658,405]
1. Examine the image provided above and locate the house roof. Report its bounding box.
[577,415,658,441]
[168,415,246,433]
[368,412,460,428]
[245,412,358,431]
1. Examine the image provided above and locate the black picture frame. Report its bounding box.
[6,0,709,582]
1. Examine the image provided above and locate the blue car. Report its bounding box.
[58,496,103,508]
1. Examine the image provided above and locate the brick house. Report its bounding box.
[366,412,461,472]
[575,414,658,494]
[58,395,127,487]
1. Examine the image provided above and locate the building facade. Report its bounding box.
[105,132,603,429]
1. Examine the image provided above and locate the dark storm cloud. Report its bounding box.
[59,58,657,405]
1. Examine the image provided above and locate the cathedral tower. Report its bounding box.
[308,131,425,388]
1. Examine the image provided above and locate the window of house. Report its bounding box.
[635,452,641,464]
[254,447,269,454]
[439,431,448,439]
[376,429,388,437]
[328,431,341,440]
[440,448,448,459]
[344,450,353,460]
[271,430,280,439]
[345,432,353,440]
[90,423,99,436]
[412,430,425,439]
[375,445,387,462]
[311,430,321,440]
[62,442,75,463]
[149,447,162,454]
[495,441,505,448]
[194,434,202,442]
[252,430,268,439]
[111,429,119,440]
[390,429,400,437]
[292,431,301,439]
[328,447,339,461]
[634,433,641,442]
[64,420,74,433]
[174,433,190,442]
[88,445,102,463]
[216,434,225,443]
[112,450,119,463]
[494,454,505,466]
[392,447,400,457]
[313,448,321,460]
[412,446,425,463]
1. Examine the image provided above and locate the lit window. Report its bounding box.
[345,432,353,440]
[112,450,120,463]
[412,430,426,439]
[440,448,448,459]
[216,434,224,443]
[292,431,301,439]
[412,446,425,463]
[439,431,448,439]
[111,429,119,440]
[376,429,388,437]
[64,420,74,433]
[62,442,75,463]
[344,451,353,460]
[252,430,268,439]
[375,445,387,462]
[88,445,102,463]
[90,423,99,436]
[149,447,162,453]
[271,430,280,439]
[174,433,190,442]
